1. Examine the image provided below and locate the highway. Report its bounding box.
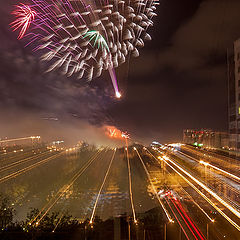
[146,143,240,239]
[1,143,240,239]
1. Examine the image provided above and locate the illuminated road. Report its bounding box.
[0,145,155,223]
[146,143,240,239]
[1,143,240,239]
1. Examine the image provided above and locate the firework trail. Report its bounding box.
[11,0,159,97]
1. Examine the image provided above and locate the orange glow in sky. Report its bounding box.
[105,126,130,140]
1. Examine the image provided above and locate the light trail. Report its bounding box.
[173,150,240,200]
[182,145,240,171]
[90,149,116,224]
[175,149,201,162]
[35,150,103,224]
[172,195,206,240]
[158,153,215,222]
[0,150,50,173]
[154,147,240,219]
[0,136,40,143]
[199,160,240,182]
[125,145,137,223]
[144,148,240,232]
[165,196,190,240]
[168,195,199,240]
[52,212,64,233]
[134,148,173,223]
[0,152,62,184]
[175,150,240,183]
[158,155,240,232]
[180,188,214,222]
[161,155,240,220]
[159,159,214,222]
[29,149,103,226]
[0,149,22,158]
[0,147,36,159]
[200,167,240,202]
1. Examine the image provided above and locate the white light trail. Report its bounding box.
[175,149,240,183]
[144,148,240,231]
[0,152,62,184]
[52,212,64,233]
[145,148,214,222]
[0,136,40,143]
[0,150,50,173]
[163,156,240,220]
[173,150,240,197]
[134,148,173,223]
[126,145,137,223]
[29,149,102,225]
[163,158,240,232]
[181,187,214,222]
[90,149,116,224]
[164,164,214,222]
[199,160,240,182]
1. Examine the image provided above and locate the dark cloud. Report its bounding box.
[109,0,239,143]
[158,0,240,71]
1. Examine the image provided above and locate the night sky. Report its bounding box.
[1,0,240,145]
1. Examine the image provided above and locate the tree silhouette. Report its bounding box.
[0,194,15,229]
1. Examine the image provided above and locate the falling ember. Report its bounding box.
[115,91,122,99]
[10,4,36,39]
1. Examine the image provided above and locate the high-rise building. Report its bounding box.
[183,129,229,149]
[227,39,240,150]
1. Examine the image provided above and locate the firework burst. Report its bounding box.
[11,4,36,39]
[11,0,159,97]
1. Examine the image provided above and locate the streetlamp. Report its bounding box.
[164,223,167,240]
